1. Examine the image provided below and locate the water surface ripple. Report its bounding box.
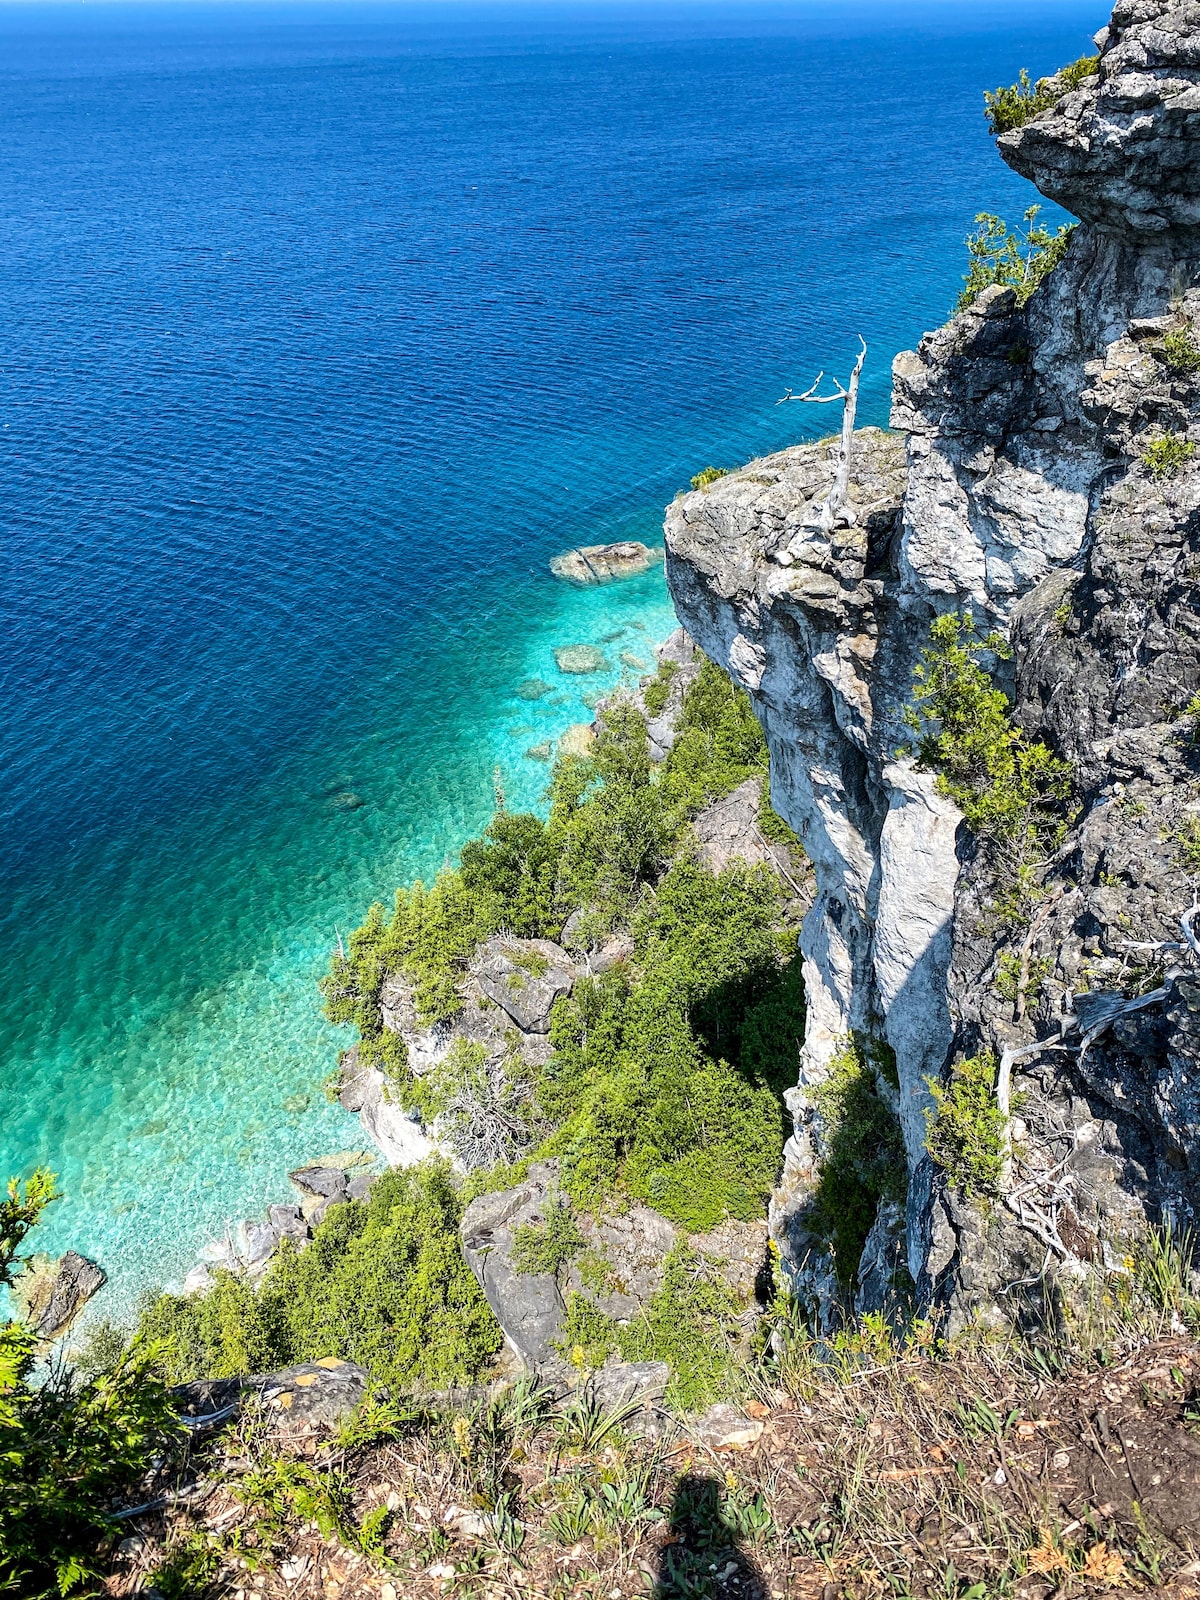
[0,0,1099,1311]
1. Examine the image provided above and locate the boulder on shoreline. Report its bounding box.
[550,541,662,585]
[16,1250,106,1342]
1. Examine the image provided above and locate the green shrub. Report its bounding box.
[957,206,1075,313]
[557,1244,739,1410]
[1161,328,1200,373]
[904,612,1072,897]
[641,657,678,717]
[138,1163,501,1389]
[690,466,729,492]
[1142,431,1195,479]
[983,56,1097,135]
[811,1036,906,1291]
[925,1053,1008,1199]
[539,857,801,1231]
[0,1172,182,1600]
[511,1198,584,1276]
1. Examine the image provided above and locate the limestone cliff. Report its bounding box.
[666,0,1200,1326]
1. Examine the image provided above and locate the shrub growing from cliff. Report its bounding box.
[138,1163,501,1389]
[1142,431,1195,480]
[957,206,1075,313]
[982,55,1098,136]
[925,1052,1009,1200]
[811,1035,906,1292]
[905,612,1072,903]
[0,1172,182,1600]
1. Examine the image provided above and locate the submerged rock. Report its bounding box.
[557,722,595,758]
[523,740,553,762]
[516,678,553,700]
[554,645,610,675]
[550,541,662,585]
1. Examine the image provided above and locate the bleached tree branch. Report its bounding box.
[778,336,868,533]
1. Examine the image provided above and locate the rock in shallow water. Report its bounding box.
[21,1250,106,1341]
[550,541,662,584]
[554,644,610,674]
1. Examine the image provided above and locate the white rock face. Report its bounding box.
[665,269,1104,1305]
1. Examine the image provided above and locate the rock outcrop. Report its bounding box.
[666,0,1200,1328]
[460,1160,768,1386]
[550,541,663,584]
[17,1250,106,1342]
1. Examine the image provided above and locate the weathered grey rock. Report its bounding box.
[854,1200,908,1318]
[289,1164,349,1201]
[550,541,662,585]
[588,1357,669,1410]
[24,1251,106,1341]
[469,936,575,1034]
[687,1403,765,1452]
[460,1162,567,1373]
[665,0,1200,1330]
[176,1357,370,1438]
[692,778,811,908]
[1000,4,1200,234]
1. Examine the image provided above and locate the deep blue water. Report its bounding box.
[0,0,1101,1313]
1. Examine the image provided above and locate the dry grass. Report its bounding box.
[104,1301,1200,1600]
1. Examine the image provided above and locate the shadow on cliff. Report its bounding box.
[652,1474,768,1599]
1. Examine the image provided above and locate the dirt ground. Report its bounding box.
[104,1337,1200,1600]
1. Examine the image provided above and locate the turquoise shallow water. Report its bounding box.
[4,559,678,1313]
[0,0,1100,1316]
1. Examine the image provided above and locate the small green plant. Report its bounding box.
[642,657,678,717]
[575,1247,616,1294]
[1142,431,1195,479]
[511,1197,585,1276]
[957,206,1075,312]
[983,55,1098,135]
[690,465,729,492]
[905,613,1072,897]
[994,951,1050,1007]
[1173,815,1200,873]
[1161,327,1200,373]
[925,1052,1009,1200]
[1135,1219,1195,1315]
[811,1035,906,1292]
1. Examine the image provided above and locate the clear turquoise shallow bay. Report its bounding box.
[0,0,1100,1313]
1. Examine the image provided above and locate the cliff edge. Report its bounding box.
[666,0,1200,1328]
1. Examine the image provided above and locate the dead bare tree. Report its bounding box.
[778,335,867,533]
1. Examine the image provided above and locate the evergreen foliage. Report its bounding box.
[983,56,1098,135]
[1142,431,1195,479]
[557,1243,740,1409]
[925,1053,1009,1199]
[138,1164,501,1389]
[511,1198,585,1276]
[957,206,1075,313]
[811,1036,906,1291]
[0,1172,182,1600]
[1161,328,1200,374]
[904,612,1072,901]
